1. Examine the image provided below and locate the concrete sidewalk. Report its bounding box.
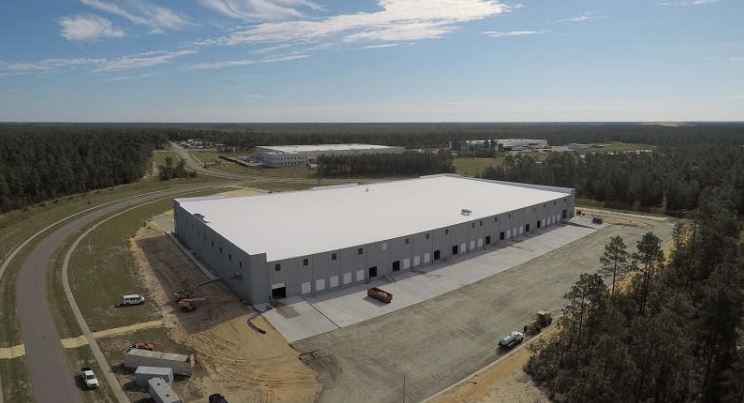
[264,222,598,343]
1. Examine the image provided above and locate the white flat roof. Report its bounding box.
[256,144,398,154]
[176,175,572,262]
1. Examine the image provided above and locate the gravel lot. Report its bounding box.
[294,213,676,403]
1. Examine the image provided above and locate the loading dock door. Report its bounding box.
[368,266,378,278]
[452,245,459,255]
[434,250,441,260]
[271,283,287,299]
[392,261,401,271]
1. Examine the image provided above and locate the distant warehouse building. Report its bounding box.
[254,144,404,167]
[173,174,575,305]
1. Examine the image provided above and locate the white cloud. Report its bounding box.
[658,0,722,6]
[558,12,608,23]
[198,0,322,21]
[363,43,400,49]
[79,0,191,32]
[731,56,744,62]
[0,50,195,74]
[482,30,544,38]
[59,14,124,41]
[94,50,196,71]
[209,0,512,45]
[186,52,309,70]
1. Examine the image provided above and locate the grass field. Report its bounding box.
[66,345,117,403]
[0,177,216,348]
[454,158,502,177]
[152,150,180,167]
[56,188,226,336]
[0,357,33,403]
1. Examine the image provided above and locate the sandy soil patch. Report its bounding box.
[429,329,554,403]
[120,220,320,403]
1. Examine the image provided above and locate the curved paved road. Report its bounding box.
[15,185,223,403]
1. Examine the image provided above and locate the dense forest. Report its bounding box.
[316,151,454,177]
[0,127,164,213]
[480,145,744,215]
[19,122,740,149]
[525,185,744,402]
[2,122,744,214]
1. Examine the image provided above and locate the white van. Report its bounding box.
[121,294,146,306]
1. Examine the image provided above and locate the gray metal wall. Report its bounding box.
[174,188,575,306]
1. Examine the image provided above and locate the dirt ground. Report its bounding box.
[429,328,555,403]
[117,220,321,403]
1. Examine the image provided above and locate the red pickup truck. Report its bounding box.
[367,287,393,304]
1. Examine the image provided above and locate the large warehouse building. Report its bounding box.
[173,174,575,305]
[254,143,404,167]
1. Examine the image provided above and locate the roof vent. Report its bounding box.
[461,209,472,216]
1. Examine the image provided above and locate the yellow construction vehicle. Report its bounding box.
[524,310,553,335]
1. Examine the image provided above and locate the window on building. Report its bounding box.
[274,264,281,271]
[479,220,483,226]
[219,247,223,254]
[331,253,337,260]
[425,233,430,239]
[445,229,449,235]
[211,240,214,247]
[239,261,243,268]
[358,248,364,255]
[494,217,498,222]
[405,238,410,244]
[303,258,309,266]
[471,223,475,228]
[228,254,232,261]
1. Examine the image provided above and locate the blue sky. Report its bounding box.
[0,0,742,122]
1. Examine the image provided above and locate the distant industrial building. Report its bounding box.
[453,139,549,153]
[497,139,549,151]
[254,144,404,167]
[174,174,575,305]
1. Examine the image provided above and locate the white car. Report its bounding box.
[80,367,99,389]
[121,294,145,306]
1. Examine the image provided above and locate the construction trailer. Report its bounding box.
[147,377,181,403]
[135,366,174,387]
[123,348,193,376]
[174,174,575,305]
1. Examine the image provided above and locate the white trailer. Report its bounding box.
[123,348,193,376]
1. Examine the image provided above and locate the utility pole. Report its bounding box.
[402,374,406,403]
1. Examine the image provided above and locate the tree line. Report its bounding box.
[480,144,744,215]
[0,127,165,213]
[316,151,454,177]
[525,185,744,402]
[156,122,744,149]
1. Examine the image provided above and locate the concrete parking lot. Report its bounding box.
[293,213,675,403]
[265,221,599,342]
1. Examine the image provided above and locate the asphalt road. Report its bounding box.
[294,215,675,403]
[15,187,219,403]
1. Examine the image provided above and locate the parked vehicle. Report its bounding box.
[592,216,603,225]
[498,331,524,349]
[80,367,99,389]
[129,341,155,351]
[120,294,145,306]
[367,287,393,304]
